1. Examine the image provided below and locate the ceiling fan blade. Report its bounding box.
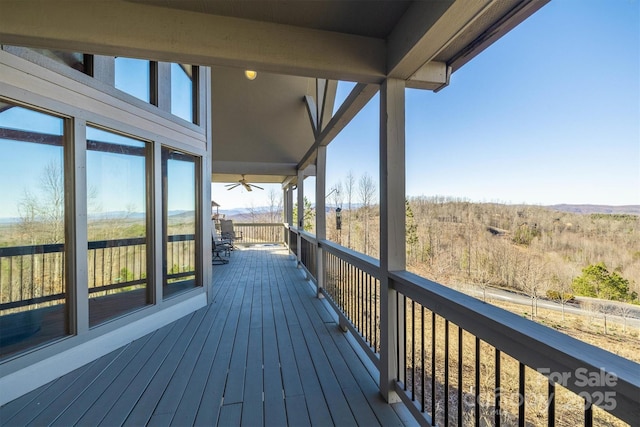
[226,183,240,190]
[242,182,252,192]
[250,184,264,190]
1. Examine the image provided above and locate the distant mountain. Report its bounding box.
[547,204,640,215]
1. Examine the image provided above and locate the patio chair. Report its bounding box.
[213,222,234,251]
[220,219,242,243]
[212,239,230,265]
[212,224,232,264]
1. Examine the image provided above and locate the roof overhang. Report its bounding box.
[0,0,550,186]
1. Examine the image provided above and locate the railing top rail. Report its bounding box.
[232,222,285,226]
[390,269,640,424]
[0,235,194,258]
[0,243,65,257]
[298,230,317,243]
[319,239,380,279]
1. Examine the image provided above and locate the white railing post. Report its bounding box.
[379,78,406,403]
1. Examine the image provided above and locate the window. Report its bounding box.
[115,57,151,102]
[162,147,198,298]
[6,47,92,75]
[171,63,194,122]
[86,126,149,326]
[0,101,68,359]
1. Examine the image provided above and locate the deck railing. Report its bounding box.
[299,231,317,280]
[287,226,640,426]
[231,223,285,245]
[0,235,196,312]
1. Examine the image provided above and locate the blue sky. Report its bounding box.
[214,0,639,210]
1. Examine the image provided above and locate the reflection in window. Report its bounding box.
[115,57,150,102]
[171,63,194,122]
[162,147,198,298]
[86,127,148,326]
[11,47,91,75]
[0,102,67,359]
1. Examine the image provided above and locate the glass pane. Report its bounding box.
[171,63,193,122]
[28,49,89,74]
[162,147,198,298]
[115,57,150,102]
[0,102,67,359]
[86,126,148,326]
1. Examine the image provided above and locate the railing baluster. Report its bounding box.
[0,258,4,304]
[495,349,501,427]
[19,256,24,301]
[458,327,463,427]
[445,319,449,427]
[519,362,525,427]
[357,269,361,333]
[584,401,592,427]
[432,311,436,424]
[548,379,555,427]
[396,292,401,381]
[422,305,426,413]
[40,252,45,300]
[412,299,415,401]
[475,337,480,427]
[404,296,408,391]
[101,247,105,289]
[31,252,35,299]
[368,274,372,347]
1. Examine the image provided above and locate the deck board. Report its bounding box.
[0,245,407,426]
[49,332,156,427]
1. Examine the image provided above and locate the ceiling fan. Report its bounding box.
[225,175,264,192]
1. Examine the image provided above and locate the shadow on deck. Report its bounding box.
[0,245,412,426]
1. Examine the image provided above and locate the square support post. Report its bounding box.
[379,78,406,403]
[286,187,293,226]
[315,146,327,297]
[297,168,304,265]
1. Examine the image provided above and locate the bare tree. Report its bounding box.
[358,172,376,255]
[267,188,282,223]
[597,302,612,335]
[18,160,65,244]
[546,268,574,323]
[617,304,634,333]
[518,256,547,320]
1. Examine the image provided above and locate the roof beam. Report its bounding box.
[387,0,494,81]
[298,82,379,171]
[446,0,550,72]
[0,0,386,83]
[304,95,319,137]
[319,80,338,133]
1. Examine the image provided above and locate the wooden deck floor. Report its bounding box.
[0,245,411,426]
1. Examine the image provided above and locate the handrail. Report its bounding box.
[319,239,380,278]
[298,229,317,243]
[230,223,285,245]
[390,269,640,425]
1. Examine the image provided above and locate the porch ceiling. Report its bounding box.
[0,0,549,185]
[210,67,317,185]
